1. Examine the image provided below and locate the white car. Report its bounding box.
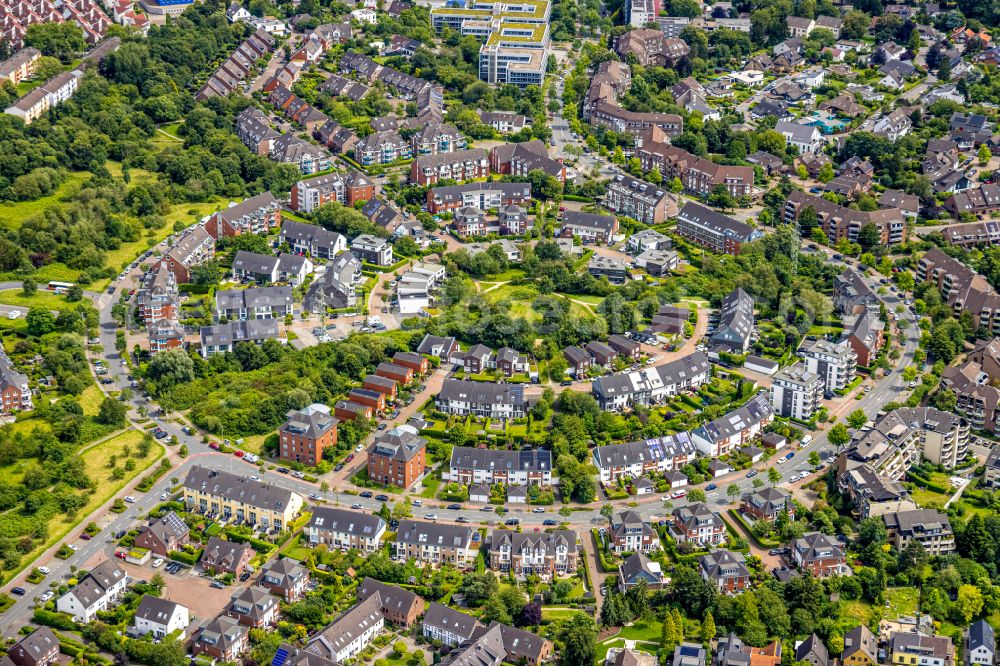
[244,453,259,463]
[670,489,687,499]
[67,544,77,552]
[249,475,260,481]
[124,496,137,503]
[39,591,53,602]
[355,444,364,452]
[152,559,164,568]
[38,566,50,575]
[7,310,20,320]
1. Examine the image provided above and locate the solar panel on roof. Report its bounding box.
[272,647,289,666]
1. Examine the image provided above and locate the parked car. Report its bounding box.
[351,503,363,509]
[210,581,225,589]
[745,470,757,478]
[360,491,373,498]
[11,587,25,596]
[505,518,520,526]
[543,519,558,526]
[152,559,164,568]
[375,495,389,502]
[447,504,461,510]
[671,489,687,499]
[124,496,137,503]
[532,507,545,513]
[705,484,717,491]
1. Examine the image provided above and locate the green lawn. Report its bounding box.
[616,620,662,642]
[563,293,605,306]
[885,587,919,619]
[0,172,90,230]
[0,289,74,313]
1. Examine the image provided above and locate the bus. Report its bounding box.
[47,281,75,294]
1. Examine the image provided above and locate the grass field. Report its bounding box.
[0,289,74,313]
[480,284,595,321]
[1,429,164,583]
[0,172,90,230]
[79,385,104,417]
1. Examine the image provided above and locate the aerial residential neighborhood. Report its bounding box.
[0,0,999,664]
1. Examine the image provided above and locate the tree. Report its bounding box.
[26,308,56,336]
[933,388,957,413]
[688,488,706,502]
[24,22,86,60]
[818,162,835,183]
[767,466,781,486]
[798,206,819,235]
[97,398,127,426]
[828,633,844,656]
[461,571,500,606]
[66,284,83,302]
[21,278,35,296]
[661,609,678,651]
[955,584,985,624]
[979,144,992,166]
[701,611,716,644]
[519,602,542,627]
[559,614,597,666]
[727,484,741,501]
[481,596,513,625]
[828,423,850,448]
[847,410,868,429]
[707,184,736,211]
[857,223,881,250]
[146,349,195,392]
[600,503,614,520]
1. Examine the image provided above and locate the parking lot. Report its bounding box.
[117,559,235,622]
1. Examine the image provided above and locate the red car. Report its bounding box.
[345,454,355,463]
[80,534,91,541]
[208,442,220,451]
[114,550,127,559]
[233,450,244,457]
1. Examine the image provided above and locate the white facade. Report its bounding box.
[56,566,129,623]
[135,602,190,639]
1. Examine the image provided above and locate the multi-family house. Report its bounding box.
[204,192,281,239]
[447,447,551,486]
[586,340,619,367]
[290,171,375,212]
[158,226,215,283]
[889,633,955,666]
[692,392,774,457]
[800,339,857,394]
[740,487,795,522]
[716,633,782,666]
[305,507,386,552]
[270,133,333,174]
[426,182,532,214]
[279,220,347,259]
[278,403,339,467]
[637,128,753,197]
[784,190,907,246]
[183,466,303,531]
[591,351,712,411]
[710,288,755,353]
[842,625,878,666]
[883,509,955,556]
[423,602,481,647]
[201,537,253,576]
[677,202,762,255]
[258,558,310,602]
[435,380,531,419]
[834,268,880,316]
[796,635,830,666]
[592,434,698,482]
[134,510,190,557]
[770,363,824,420]
[199,319,282,357]
[412,123,466,156]
[6,628,60,666]
[608,510,660,553]
[965,620,994,666]
[618,552,669,592]
[215,286,295,321]
[670,503,726,546]
[792,532,848,577]
[844,312,884,368]
[356,130,412,166]
[488,529,578,579]
[351,234,394,266]
[192,616,249,662]
[227,587,279,628]
[303,251,362,312]
[56,560,129,623]
[410,148,489,185]
[393,520,475,566]
[698,549,750,594]
[558,211,619,244]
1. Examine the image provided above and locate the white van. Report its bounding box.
[800,435,813,446]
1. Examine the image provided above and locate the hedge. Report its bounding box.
[563,194,593,202]
[727,508,781,548]
[224,530,277,554]
[168,548,203,566]
[179,283,213,295]
[33,609,78,631]
[135,459,172,492]
[907,471,950,494]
